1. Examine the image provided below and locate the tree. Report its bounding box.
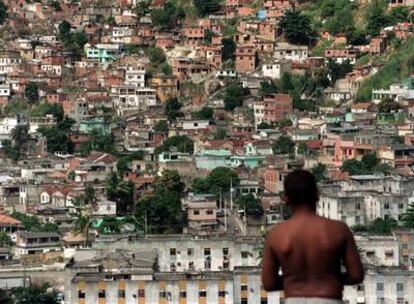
[366,1,389,37]
[193,0,221,17]
[147,47,166,64]
[368,217,398,235]
[311,163,327,182]
[402,203,414,228]
[327,60,353,85]
[25,83,39,104]
[378,97,401,113]
[13,283,59,304]
[38,126,74,154]
[50,0,62,11]
[84,183,96,205]
[155,135,194,154]
[192,177,211,193]
[221,38,236,62]
[106,172,135,214]
[161,62,172,75]
[388,7,410,24]
[272,135,295,155]
[0,232,12,247]
[237,194,264,217]
[224,82,245,111]
[0,0,8,25]
[0,289,12,304]
[151,2,185,28]
[164,97,183,122]
[257,121,272,129]
[279,9,315,45]
[207,167,240,192]
[135,170,184,232]
[193,107,213,120]
[297,142,308,155]
[78,129,115,155]
[2,139,20,161]
[11,125,29,156]
[154,120,169,133]
[259,81,277,95]
[58,20,71,37]
[342,159,363,175]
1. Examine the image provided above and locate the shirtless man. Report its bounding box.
[262,170,364,304]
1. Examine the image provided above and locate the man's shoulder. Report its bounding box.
[319,216,352,235]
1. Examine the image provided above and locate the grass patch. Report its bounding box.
[356,36,414,101]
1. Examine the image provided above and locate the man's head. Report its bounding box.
[283,169,319,211]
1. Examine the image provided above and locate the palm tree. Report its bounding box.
[72,196,94,247]
[11,125,29,155]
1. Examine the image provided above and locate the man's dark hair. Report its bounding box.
[283,169,318,209]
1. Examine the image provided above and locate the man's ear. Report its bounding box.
[282,194,289,205]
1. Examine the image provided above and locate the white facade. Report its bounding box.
[273,43,308,62]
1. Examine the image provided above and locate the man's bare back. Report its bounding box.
[261,170,364,300]
[262,212,364,299]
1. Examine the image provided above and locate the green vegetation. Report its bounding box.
[154,120,169,133]
[193,0,221,17]
[353,217,398,235]
[311,163,328,182]
[155,135,194,154]
[237,194,264,217]
[356,36,414,101]
[221,38,236,63]
[257,121,273,130]
[106,172,135,214]
[165,97,183,122]
[116,152,144,176]
[58,20,88,55]
[402,203,414,228]
[0,0,7,25]
[38,117,75,154]
[13,283,59,304]
[151,2,185,28]
[272,135,295,155]
[279,9,316,45]
[11,212,59,233]
[341,153,392,175]
[24,83,39,104]
[0,232,12,247]
[192,167,240,194]
[79,129,116,155]
[193,107,213,120]
[135,170,184,233]
[224,82,247,111]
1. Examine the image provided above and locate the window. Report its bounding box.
[204,248,211,255]
[261,298,268,304]
[98,290,106,298]
[199,290,207,297]
[241,298,248,304]
[241,285,248,291]
[179,291,187,298]
[357,284,364,291]
[397,298,405,304]
[402,243,408,249]
[384,203,390,209]
[241,251,249,258]
[193,210,200,215]
[159,291,166,298]
[218,290,226,297]
[78,290,85,299]
[206,210,214,215]
[118,290,125,298]
[396,283,404,292]
[170,248,176,256]
[377,283,384,291]
[223,248,229,255]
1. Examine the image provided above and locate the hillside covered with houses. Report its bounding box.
[0,0,414,303]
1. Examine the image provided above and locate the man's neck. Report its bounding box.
[291,206,316,217]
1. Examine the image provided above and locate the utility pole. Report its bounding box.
[230,178,233,211]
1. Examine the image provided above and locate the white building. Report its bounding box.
[111,86,157,114]
[273,43,308,62]
[124,66,146,88]
[372,83,414,104]
[261,59,291,79]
